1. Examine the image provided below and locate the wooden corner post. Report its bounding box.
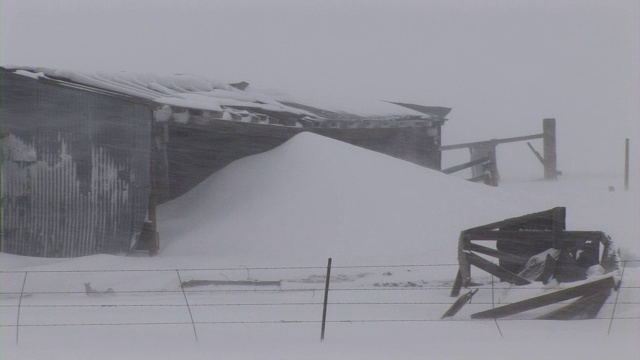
[543,118,557,180]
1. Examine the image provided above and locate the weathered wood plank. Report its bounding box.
[440,133,543,151]
[450,270,463,297]
[526,142,545,165]
[467,173,491,183]
[466,252,531,286]
[442,157,490,175]
[458,233,471,287]
[181,279,282,288]
[464,207,561,232]
[442,289,479,318]
[471,276,616,319]
[536,289,612,320]
[466,242,529,265]
[467,230,605,243]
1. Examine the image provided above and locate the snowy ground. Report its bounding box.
[1,133,638,359]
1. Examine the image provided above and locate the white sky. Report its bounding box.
[1,0,639,175]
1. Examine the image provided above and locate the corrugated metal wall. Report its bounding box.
[1,70,153,257]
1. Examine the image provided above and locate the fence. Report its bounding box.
[1,260,638,344]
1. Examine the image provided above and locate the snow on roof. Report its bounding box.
[5,66,447,122]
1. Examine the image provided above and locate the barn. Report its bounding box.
[0,66,450,257]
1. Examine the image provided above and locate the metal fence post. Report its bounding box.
[16,271,28,344]
[321,258,332,341]
[176,270,199,342]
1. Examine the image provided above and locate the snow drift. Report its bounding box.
[158,132,547,265]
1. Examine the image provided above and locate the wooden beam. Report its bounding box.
[465,207,562,232]
[458,233,471,287]
[466,252,531,286]
[526,142,545,165]
[442,289,478,319]
[486,149,499,186]
[467,173,491,183]
[442,157,490,174]
[181,279,282,287]
[450,270,463,297]
[466,242,528,265]
[441,133,544,151]
[536,289,612,320]
[467,230,605,243]
[471,276,615,319]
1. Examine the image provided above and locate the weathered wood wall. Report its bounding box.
[164,120,442,200]
[1,70,153,257]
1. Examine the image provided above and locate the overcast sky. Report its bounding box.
[1,0,638,177]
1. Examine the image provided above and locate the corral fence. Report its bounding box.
[1,259,638,344]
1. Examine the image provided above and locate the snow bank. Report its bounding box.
[157,132,546,265]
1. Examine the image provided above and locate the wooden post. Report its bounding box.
[321,258,332,341]
[543,118,557,180]
[487,148,499,186]
[624,138,629,191]
[458,233,471,288]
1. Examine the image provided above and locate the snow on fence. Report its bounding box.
[1,260,638,344]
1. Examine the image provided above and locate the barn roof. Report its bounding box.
[3,66,450,128]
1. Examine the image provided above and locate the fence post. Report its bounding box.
[543,118,558,180]
[16,271,28,344]
[321,258,332,341]
[624,138,630,191]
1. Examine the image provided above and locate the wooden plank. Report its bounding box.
[536,289,612,320]
[450,270,463,297]
[466,252,531,286]
[442,157,490,174]
[181,279,282,287]
[442,289,478,318]
[467,230,605,243]
[486,149,499,186]
[458,233,471,287]
[467,173,491,183]
[440,133,543,151]
[465,207,560,232]
[527,142,545,165]
[466,242,528,265]
[471,276,616,319]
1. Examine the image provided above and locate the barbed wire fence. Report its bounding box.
[1,260,638,344]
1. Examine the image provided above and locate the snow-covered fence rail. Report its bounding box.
[1,260,638,344]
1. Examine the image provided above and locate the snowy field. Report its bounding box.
[1,133,639,360]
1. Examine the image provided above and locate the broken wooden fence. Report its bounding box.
[446,207,619,320]
[441,118,558,186]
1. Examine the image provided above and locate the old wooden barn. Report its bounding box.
[1,66,450,257]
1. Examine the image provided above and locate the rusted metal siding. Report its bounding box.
[1,70,152,257]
